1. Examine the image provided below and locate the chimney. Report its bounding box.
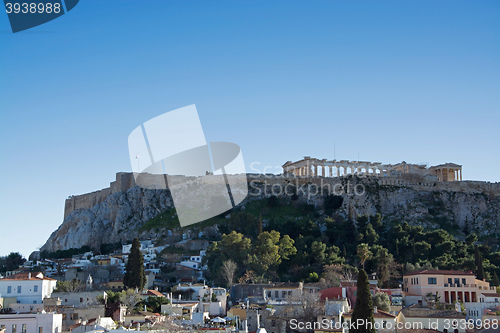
[374,306,377,313]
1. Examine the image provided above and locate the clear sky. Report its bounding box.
[0,1,499,258]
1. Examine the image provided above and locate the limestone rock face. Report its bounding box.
[41,187,175,253]
[41,176,500,252]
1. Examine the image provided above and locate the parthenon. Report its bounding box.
[282,157,463,182]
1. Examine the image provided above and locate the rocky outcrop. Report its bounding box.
[41,174,500,252]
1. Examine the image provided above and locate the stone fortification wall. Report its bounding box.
[64,172,500,218]
[64,172,135,218]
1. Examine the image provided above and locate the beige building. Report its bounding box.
[403,270,494,304]
[397,304,466,333]
[263,282,303,301]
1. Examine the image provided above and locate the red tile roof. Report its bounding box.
[404,270,474,276]
[319,287,343,300]
[145,290,165,297]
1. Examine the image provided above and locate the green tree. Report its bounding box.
[124,238,146,290]
[203,231,252,283]
[372,292,391,312]
[53,279,84,292]
[351,269,376,333]
[278,235,297,261]
[311,241,327,265]
[493,272,499,287]
[0,252,25,273]
[475,245,485,281]
[365,223,379,245]
[253,231,281,274]
[357,244,372,269]
[136,296,170,313]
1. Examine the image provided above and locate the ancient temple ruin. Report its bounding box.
[282,157,462,182]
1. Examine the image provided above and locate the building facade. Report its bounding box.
[0,272,57,305]
[403,270,494,304]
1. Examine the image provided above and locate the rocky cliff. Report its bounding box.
[41,173,500,252]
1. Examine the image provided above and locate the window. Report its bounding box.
[22,324,27,333]
[275,291,278,298]
[33,300,37,304]
[39,328,43,333]
[428,277,437,285]
[7,286,11,293]
[454,278,460,286]
[17,286,22,293]
[70,313,78,320]
[448,278,453,285]
[80,298,83,303]
[12,324,17,333]
[462,278,466,285]
[34,285,38,292]
[282,291,286,298]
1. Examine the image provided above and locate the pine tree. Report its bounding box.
[351,269,376,333]
[124,238,146,290]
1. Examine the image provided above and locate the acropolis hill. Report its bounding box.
[42,158,500,253]
[63,158,498,218]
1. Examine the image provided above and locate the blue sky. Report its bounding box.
[0,1,499,257]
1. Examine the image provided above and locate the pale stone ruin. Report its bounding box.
[282,157,462,182]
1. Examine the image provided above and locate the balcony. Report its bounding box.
[444,284,478,288]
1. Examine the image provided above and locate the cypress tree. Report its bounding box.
[493,272,499,287]
[124,238,146,290]
[258,214,263,235]
[475,245,485,281]
[351,269,376,333]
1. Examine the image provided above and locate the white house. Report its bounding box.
[479,292,500,303]
[466,293,500,320]
[179,260,201,270]
[70,317,116,333]
[0,313,62,333]
[0,272,57,305]
[49,291,106,307]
